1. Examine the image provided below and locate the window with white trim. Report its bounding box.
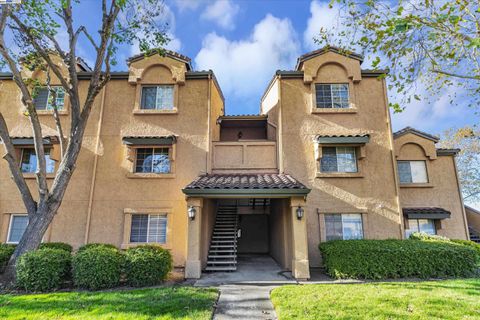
[130,214,167,244]
[141,85,174,110]
[405,219,436,238]
[320,147,357,173]
[134,147,171,173]
[315,83,349,108]
[397,160,428,184]
[20,147,55,174]
[7,215,28,244]
[325,214,363,241]
[33,87,65,110]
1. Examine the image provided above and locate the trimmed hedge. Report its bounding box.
[39,242,73,253]
[16,248,71,292]
[125,245,172,287]
[0,244,16,273]
[451,239,480,263]
[319,239,478,279]
[409,232,449,241]
[77,243,117,253]
[72,246,124,290]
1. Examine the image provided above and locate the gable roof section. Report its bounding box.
[393,127,439,143]
[127,49,192,70]
[295,46,364,71]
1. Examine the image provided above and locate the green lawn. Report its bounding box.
[271,279,480,320]
[0,286,218,320]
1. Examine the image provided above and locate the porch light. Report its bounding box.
[188,206,196,220]
[296,206,304,220]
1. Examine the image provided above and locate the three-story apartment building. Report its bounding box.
[0,47,469,280]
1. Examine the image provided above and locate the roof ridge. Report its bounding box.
[393,126,439,142]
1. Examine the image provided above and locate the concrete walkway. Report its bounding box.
[195,255,295,319]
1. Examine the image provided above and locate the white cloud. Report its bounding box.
[201,0,240,30]
[195,14,300,104]
[173,0,203,11]
[129,3,182,55]
[304,0,342,51]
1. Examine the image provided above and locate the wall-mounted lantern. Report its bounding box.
[188,206,196,220]
[296,206,304,220]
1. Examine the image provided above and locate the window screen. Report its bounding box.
[135,148,171,173]
[325,214,363,241]
[141,86,174,110]
[315,84,349,108]
[8,215,28,243]
[130,214,167,244]
[320,147,357,173]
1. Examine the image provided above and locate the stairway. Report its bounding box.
[205,204,239,272]
[469,227,480,243]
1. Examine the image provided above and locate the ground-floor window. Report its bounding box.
[405,219,436,238]
[325,213,363,241]
[7,214,28,244]
[130,214,167,244]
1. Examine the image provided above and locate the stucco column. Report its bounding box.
[185,197,203,279]
[290,196,310,280]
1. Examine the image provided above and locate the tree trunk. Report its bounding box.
[0,206,57,284]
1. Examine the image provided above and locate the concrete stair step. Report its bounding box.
[205,266,237,271]
[207,261,236,265]
[208,255,236,259]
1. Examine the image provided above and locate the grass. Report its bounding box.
[0,286,218,320]
[271,278,480,320]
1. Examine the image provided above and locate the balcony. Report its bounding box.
[212,140,278,173]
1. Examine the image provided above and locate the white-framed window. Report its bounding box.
[405,219,436,238]
[20,148,55,174]
[134,147,171,173]
[33,87,65,110]
[130,214,167,244]
[325,214,364,241]
[320,147,357,173]
[7,214,28,244]
[315,83,349,108]
[141,85,174,110]
[397,160,428,184]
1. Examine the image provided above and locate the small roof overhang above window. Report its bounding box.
[122,135,177,146]
[315,134,370,144]
[403,207,451,220]
[10,136,58,146]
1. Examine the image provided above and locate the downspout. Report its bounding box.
[453,156,470,240]
[84,84,107,243]
[382,78,404,238]
[206,73,212,174]
[277,75,284,173]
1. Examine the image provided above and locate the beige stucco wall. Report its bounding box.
[265,54,403,267]
[0,54,224,267]
[395,133,469,239]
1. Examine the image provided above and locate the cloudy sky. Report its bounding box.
[20,0,480,135]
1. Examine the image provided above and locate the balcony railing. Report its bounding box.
[212,140,277,172]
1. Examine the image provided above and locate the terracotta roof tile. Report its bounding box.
[184,174,308,190]
[393,127,439,142]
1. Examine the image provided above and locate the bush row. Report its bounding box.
[319,239,478,280]
[6,243,172,292]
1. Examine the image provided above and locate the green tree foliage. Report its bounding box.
[440,126,480,203]
[319,0,480,111]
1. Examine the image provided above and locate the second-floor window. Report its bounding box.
[320,147,357,173]
[34,87,65,110]
[141,85,174,110]
[315,83,349,108]
[21,148,55,174]
[397,160,428,184]
[135,147,171,173]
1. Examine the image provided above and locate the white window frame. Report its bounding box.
[141,85,174,110]
[315,83,350,109]
[398,160,428,184]
[6,214,28,244]
[321,146,358,173]
[130,214,168,244]
[325,213,364,241]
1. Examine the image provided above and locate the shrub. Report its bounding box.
[77,243,117,253]
[319,239,478,280]
[0,244,16,273]
[16,248,71,292]
[73,246,124,290]
[125,245,172,287]
[451,239,480,264]
[409,232,450,241]
[39,242,73,253]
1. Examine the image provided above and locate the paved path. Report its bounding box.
[213,285,277,320]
